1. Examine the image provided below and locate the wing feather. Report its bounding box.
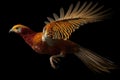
[53,13,59,20]
[70,1,80,17]
[43,1,110,40]
[60,8,65,18]
[47,17,55,22]
[64,4,73,18]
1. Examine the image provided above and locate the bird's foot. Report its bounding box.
[49,55,65,69]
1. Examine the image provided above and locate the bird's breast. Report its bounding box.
[32,41,60,55]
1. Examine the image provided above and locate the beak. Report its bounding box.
[9,29,13,33]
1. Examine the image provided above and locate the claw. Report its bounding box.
[49,55,65,69]
[50,56,60,69]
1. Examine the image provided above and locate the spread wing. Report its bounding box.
[42,1,110,41]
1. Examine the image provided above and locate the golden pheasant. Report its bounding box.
[9,1,115,73]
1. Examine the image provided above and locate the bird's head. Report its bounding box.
[9,24,30,34]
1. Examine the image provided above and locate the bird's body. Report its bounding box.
[20,28,79,55]
[9,1,116,73]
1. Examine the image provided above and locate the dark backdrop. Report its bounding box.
[0,0,119,80]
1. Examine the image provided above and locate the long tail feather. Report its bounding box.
[74,46,116,73]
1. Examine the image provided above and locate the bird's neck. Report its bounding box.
[19,29,37,46]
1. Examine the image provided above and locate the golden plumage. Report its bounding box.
[9,1,116,73]
[44,1,109,40]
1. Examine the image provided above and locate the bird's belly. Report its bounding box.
[32,44,60,55]
[32,40,79,55]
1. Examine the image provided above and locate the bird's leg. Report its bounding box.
[49,52,65,69]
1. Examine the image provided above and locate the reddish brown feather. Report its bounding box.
[19,28,79,55]
[19,27,37,46]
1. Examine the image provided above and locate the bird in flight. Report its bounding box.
[9,1,115,73]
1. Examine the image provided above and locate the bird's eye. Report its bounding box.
[16,27,19,29]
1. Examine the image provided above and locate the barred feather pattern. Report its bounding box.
[43,1,110,40]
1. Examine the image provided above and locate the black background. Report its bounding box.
[1,0,120,80]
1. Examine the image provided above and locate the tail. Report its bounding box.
[74,46,116,73]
